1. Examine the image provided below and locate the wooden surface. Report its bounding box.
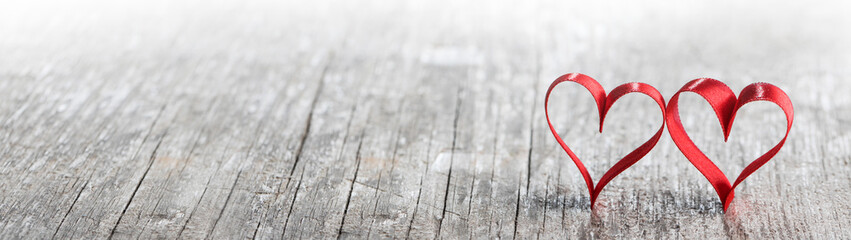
[1,0,849,239]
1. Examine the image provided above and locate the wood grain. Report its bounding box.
[0,0,849,239]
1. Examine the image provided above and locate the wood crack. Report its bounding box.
[404,115,435,240]
[51,178,89,240]
[333,104,360,238]
[437,87,462,237]
[365,102,406,238]
[512,174,521,240]
[337,131,364,239]
[108,135,165,240]
[278,57,330,238]
[206,170,242,239]
[281,169,306,237]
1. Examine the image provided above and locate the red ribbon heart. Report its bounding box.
[666,78,794,211]
[545,73,666,209]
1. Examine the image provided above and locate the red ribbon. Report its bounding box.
[666,78,794,211]
[545,73,667,209]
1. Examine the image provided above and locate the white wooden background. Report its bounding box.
[0,0,849,239]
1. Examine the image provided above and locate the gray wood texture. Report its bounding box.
[0,0,849,239]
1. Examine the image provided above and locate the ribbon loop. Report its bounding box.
[667,79,794,211]
[545,73,666,209]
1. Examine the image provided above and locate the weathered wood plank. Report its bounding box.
[0,64,165,239]
[0,0,849,239]
[198,53,331,240]
[273,55,380,238]
[435,35,542,239]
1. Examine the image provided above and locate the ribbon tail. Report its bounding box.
[723,190,735,212]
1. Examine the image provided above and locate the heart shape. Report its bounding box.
[545,73,666,209]
[666,78,794,211]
